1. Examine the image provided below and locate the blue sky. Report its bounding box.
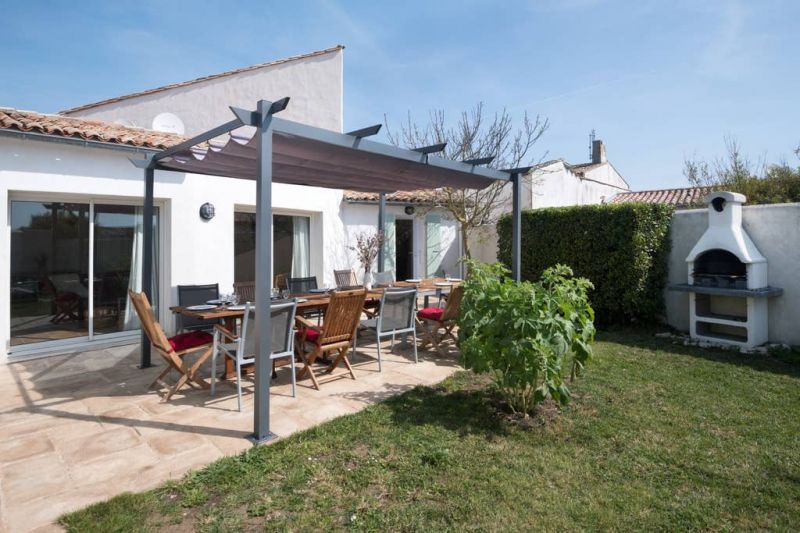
[2,0,798,189]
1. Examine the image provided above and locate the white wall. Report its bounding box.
[666,202,800,345]
[341,203,461,281]
[65,49,344,134]
[0,137,349,357]
[531,161,629,209]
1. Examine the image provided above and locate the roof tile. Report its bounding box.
[610,186,713,207]
[0,107,184,149]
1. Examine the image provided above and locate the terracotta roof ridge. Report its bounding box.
[60,45,345,115]
[0,107,185,149]
[616,185,711,194]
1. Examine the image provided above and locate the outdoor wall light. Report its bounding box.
[199,202,215,221]
[404,205,415,215]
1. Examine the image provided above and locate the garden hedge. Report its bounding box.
[497,203,674,326]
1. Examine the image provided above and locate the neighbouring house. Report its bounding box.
[528,140,631,209]
[470,139,632,263]
[0,45,463,361]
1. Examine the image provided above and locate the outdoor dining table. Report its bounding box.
[169,278,460,379]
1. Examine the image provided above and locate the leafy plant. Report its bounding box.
[458,260,595,414]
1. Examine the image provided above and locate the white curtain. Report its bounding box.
[291,216,310,278]
[122,207,158,331]
[382,213,396,272]
[123,207,144,330]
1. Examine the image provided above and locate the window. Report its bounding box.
[9,200,158,348]
[234,213,310,283]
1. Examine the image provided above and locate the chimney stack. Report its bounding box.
[591,139,607,164]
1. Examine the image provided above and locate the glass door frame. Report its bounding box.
[7,192,167,358]
[233,205,315,284]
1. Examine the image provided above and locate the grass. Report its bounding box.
[60,330,800,531]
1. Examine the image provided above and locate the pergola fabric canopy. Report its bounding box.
[154,115,507,193]
[133,99,524,444]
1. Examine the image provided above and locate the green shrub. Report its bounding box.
[497,203,673,326]
[458,261,595,415]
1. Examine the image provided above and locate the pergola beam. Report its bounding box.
[130,97,526,445]
[346,124,382,138]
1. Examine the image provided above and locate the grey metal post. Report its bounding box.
[139,165,154,368]
[253,100,276,444]
[511,173,521,282]
[377,192,386,272]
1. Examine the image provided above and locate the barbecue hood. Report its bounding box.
[686,192,765,264]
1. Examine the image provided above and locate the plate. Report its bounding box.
[296,298,308,303]
[446,278,462,282]
[187,304,216,311]
[308,288,329,294]
[206,299,230,305]
[227,304,247,311]
[435,282,452,287]
[405,278,422,283]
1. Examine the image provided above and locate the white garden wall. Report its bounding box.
[665,202,800,345]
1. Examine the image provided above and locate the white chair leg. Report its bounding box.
[290,356,297,398]
[210,342,218,396]
[376,335,383,372]
[412,328,418,364]
[235,360,243,412]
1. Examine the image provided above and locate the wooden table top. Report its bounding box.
[169,278,461,319]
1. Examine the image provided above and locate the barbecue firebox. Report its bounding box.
[669,192,782,349]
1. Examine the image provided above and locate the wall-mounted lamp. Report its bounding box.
[199,202,215,221]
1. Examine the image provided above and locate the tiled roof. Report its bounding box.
[343,189,446,204]
[610,186,713,207]
[0,107,185,149]
[60,45,345,115]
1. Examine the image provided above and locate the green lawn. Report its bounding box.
[60,331,800,531]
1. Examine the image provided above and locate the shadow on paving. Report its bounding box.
[598,328,800,379]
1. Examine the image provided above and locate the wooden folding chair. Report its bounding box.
[295,288,366,390]
[128,290,214,401]
[416,285,464,356]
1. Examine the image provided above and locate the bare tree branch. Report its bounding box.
[384,103,549,259]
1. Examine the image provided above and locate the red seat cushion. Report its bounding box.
[417,307,444,321]
[168,330,213,352]
[296,327,320,344]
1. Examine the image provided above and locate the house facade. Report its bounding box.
[1,46,461,361]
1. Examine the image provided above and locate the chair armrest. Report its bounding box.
[295,314,321,331]
[213,323,238,341]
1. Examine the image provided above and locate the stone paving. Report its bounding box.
[0,337,459,532]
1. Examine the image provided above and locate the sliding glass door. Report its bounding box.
[9,200,158,349]
[233,212,310,283]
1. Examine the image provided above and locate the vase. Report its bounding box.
[363,271,373,290]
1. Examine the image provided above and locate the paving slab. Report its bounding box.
[0,336,460,532]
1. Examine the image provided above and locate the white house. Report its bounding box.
[528,140,630,209]
[468,139,631,263]
[0,46,462,360]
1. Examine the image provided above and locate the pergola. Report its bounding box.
[131,99,525,442]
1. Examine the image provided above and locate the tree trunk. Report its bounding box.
[460,222,471,260]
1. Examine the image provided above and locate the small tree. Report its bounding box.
[385,103,549,259]
[684,137,800,204]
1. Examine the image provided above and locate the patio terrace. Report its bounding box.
[0,339,459,532]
